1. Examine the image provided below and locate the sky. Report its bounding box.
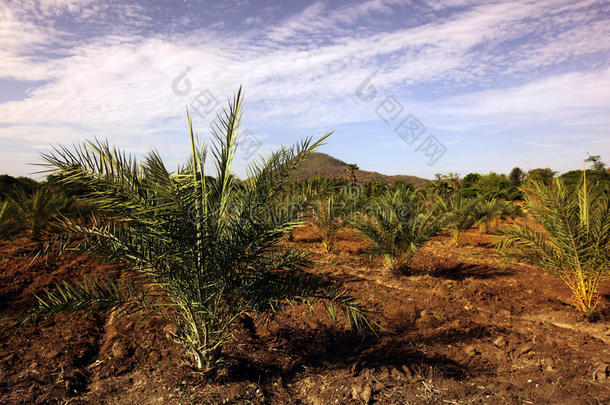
[0,0,608,180]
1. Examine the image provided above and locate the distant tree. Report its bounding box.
[428,173,460,198]
[476,172,510,199]
[456,172,522,201]
[344,163,359,183]
[461,173,481,188]
[528,168,556,185]
[458,173,481,199]
[560,170,610,189]
[585,154,606,171]
[509,167,525,186]
[435,173,460,187]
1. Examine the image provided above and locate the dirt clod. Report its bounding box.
[493,336,506,348]
[593,364,610,381]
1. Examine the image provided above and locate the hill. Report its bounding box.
[289,152,429,188]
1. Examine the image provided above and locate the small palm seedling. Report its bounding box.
[438,195,478,246]
[309,194,346,253]
[308,189,360,253]
[354,189,449,274]
[473,198,499,233]
[472,198,509,234]
[27,88,373,371]
[275,191,310,242]
[498,200,523,221]
[491,200,524,232]
[496,174,610,320]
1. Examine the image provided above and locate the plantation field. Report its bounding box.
[1,220,608,404]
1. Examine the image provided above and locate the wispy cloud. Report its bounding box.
[0,0,608,177]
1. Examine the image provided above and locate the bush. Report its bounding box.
[528,168,556,185]
[457,172,523,201]
[496,174,610,320]
[27,88,373,370]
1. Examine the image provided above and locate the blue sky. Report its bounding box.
[0,0,608,179]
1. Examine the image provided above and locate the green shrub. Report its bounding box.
[528,168,556,185]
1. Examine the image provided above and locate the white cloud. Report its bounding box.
[435,68,610,122]
[0,0,608,176]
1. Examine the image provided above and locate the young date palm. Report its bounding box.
[354,189,449,274]
[472,198,506,233]
[437,195,478,246]
[486,199,523,233]
[496,174,610,320]
[0,186,79,240]
[309,194,345,253]
[308,189,361,253]
[28,88,373,370]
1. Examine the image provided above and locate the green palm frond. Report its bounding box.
[24,275,155,324]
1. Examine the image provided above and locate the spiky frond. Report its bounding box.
[23,275,154,324]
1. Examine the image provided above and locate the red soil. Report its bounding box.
[1,222,609,404]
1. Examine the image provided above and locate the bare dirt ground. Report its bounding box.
[1,219,609,404]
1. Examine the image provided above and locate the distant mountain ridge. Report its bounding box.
[290,152,429,188]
